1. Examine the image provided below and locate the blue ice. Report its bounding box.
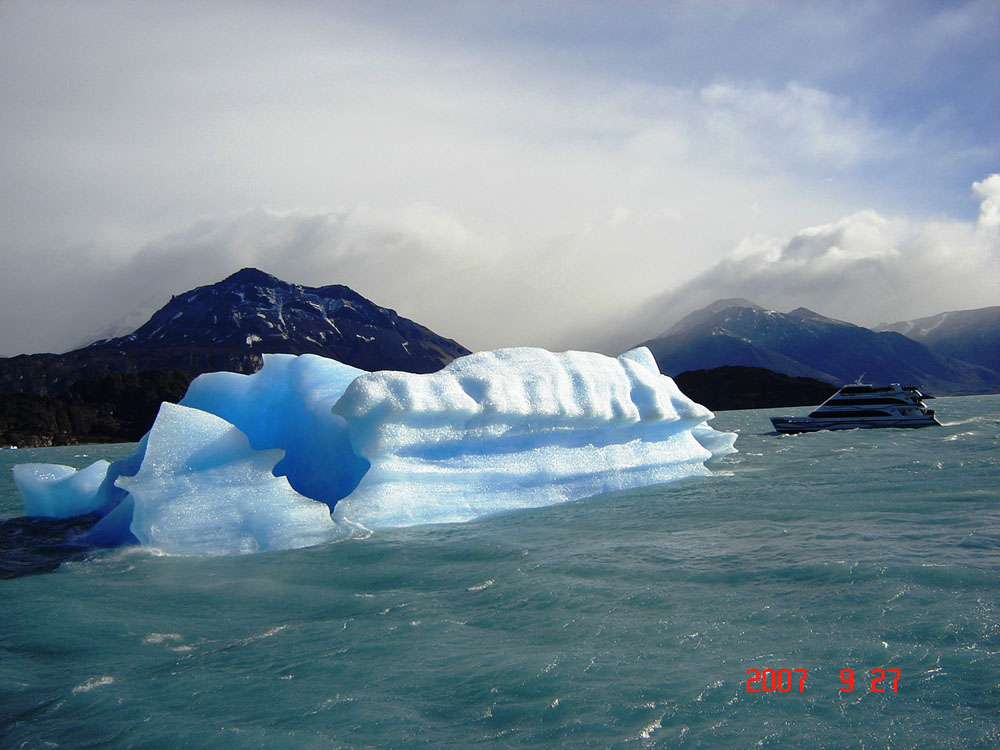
[12,347,736,555]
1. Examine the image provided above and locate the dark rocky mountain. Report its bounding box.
[638,300,1000,396]
[0,268,470,397]
[673,366,838,412]
[876,306,1000,372]
[0,269,470,445]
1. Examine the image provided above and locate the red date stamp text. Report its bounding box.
[745,668,901,693]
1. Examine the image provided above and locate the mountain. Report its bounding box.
[0,268,470,397]
[637,300,1000,396]
[673,366,838,411]
[876,306,1000,372]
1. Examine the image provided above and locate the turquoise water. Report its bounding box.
[2,396,998,748]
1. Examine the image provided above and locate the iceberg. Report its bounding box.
[12,460,111,518]
[11,347,736,556]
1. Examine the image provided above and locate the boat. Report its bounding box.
[770,380,940,433]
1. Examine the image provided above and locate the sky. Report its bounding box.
[0,0,997,356]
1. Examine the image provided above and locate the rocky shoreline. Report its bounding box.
[0,370,193,448]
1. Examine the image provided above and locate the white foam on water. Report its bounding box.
[72,676,115,694]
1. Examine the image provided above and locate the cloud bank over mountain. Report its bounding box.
[0,2,996,356]
[606,175,1000,352]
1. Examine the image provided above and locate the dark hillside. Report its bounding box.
[674,366,838,411]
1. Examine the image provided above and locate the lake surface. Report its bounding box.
[2,395,998,748]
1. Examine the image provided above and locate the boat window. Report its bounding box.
[824,397,911,406]
[808,409,894,418]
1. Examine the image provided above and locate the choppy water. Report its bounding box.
[2,396,998,749]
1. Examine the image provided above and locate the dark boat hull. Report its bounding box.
[770,416,941,434]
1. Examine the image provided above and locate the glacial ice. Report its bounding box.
[12,460,111,518]
[116,402,343,555]
[12,347,736,556]
[179,353,370,509]
[329,347,728,528]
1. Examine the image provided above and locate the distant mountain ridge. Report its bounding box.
[877,306,1000,372]
[638,300,999,396]
[0,268,470,396]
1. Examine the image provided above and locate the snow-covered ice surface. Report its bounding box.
[330,347,731,528]
[11,348,736,556]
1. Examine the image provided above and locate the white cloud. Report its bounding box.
[0,2,995,356]
[973,174,1000,231]
[696,81,887,168]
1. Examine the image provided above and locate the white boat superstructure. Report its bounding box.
[770,382,940,434]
